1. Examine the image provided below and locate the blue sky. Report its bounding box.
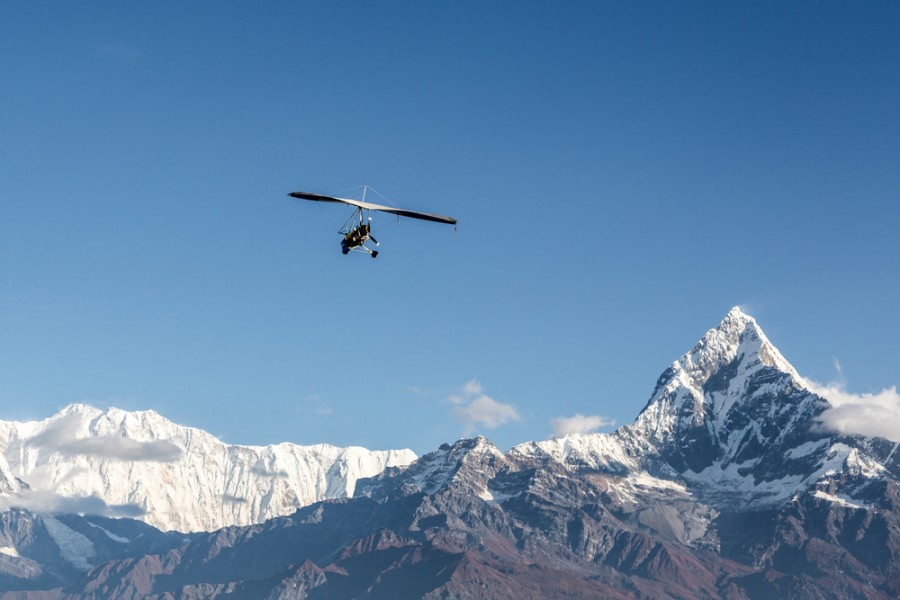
[1,2,898,455]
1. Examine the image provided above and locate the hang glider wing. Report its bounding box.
[289,191,456,225]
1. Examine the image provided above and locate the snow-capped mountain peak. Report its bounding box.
[0,404,416,532]
[630,307,808,447]
[623,309,838,498]
[521,307,898,509]
[661,306,801,396]
[359,436,506,498]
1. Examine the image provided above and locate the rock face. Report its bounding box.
[0,509,189,595]
[0,405,416,532]
[1,308,899,598]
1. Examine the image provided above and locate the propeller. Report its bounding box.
[368,217,379,245]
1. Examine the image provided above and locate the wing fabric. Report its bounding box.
[288,191,348,204]
[289,191,456,225]
[368,205,457,225]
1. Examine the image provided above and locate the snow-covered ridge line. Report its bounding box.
[0,404,416,533]
[516,307,895,510]
[2,307,892,536]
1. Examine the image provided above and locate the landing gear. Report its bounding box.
[371,251,378,259]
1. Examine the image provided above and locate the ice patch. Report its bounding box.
[88,521,129,543]
[0,546,19,558]
[785,440,828,459]
[844,447,887,478]
[813,490,871,510]
[627,471,689,493]
[478,488,520,504]
[684,461,808,506]
[41,515,95,571]
[822,443,853,476]
[605,471,690,505]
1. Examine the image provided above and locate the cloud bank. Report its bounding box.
[0,489,145,518]
[250,464,290,478]
[448,380,521,435]
[222,494,248,505]
[810,382,900,443]
[29,415,183,463]
[550,413,615,437]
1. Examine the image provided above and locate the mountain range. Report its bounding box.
[0,404,416,532]
[0,307,897,598]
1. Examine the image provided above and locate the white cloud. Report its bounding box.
[222,494,248,505]
[448,379,520,435]
[250,464,289,478]
[0,489,144,518]
[462,380,484,396]
[810,381,900,443]
[550,413,616,437]
[28,415,182,463]
[297,394,333,416]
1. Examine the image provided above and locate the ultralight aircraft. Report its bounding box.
[289,187,456,258]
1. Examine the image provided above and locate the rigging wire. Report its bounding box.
[371,219,399,234]
[364,185,401,209]
[338,208,360,234]
[326,183,426,234]
[334,184,367,199]
[363,185,402,232]
[330,184,403,234]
